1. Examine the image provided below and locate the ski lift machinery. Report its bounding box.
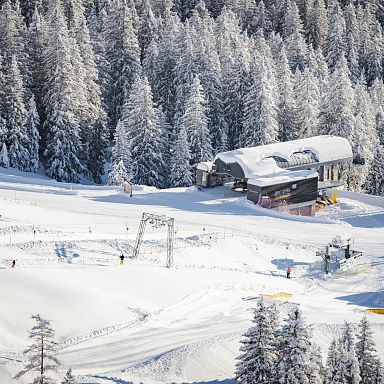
[317,234,363,274]
[132,212,175,268]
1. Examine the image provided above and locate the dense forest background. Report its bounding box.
[0,0,383,194]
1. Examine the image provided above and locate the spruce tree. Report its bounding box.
[324,2,346,71]
[170,126,193,188]
[124,75,166,188]
[319,56,355,141]
[370,78,384,145]
[365,144,384,196]
[241,54,279,147]
[0,143,10,168]
[276,45,297,141]
[104,0,141,129]
[294,68,320,138]
[272,306,318,384]
[235,299,279,383]
[283,0,308,71]
[42,0,83,183]
[335,322,361,384]
[349,76,376,191]
[65,0,108,184]
[356,317,383,383]
[224,49,249,149]
[181,76,212,171]
[14,314,60,384]
[25,94,40,172]
[4,55,29,171]
[306,0,327,50]
[62,368,77,384]
[108,159,130,187]
[325,339,340,384]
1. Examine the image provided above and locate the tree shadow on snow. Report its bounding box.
[84,376,134,384]
[341,213,384,228]
[89,189,330,226]
[335,290,384,308]
[174,380,235,384]
[271,258,311,270]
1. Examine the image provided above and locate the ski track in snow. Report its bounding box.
[0,169,384,383]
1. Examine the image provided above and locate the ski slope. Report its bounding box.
[0,168,383,384]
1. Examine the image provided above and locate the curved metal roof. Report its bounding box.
[214,135,353,179]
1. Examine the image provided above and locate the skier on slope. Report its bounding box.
[120,254,125,265]
[286,267,291,279]
[11,260,16,268]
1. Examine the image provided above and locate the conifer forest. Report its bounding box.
[0,0,384,194]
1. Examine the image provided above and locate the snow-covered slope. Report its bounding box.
[0,168,383,384]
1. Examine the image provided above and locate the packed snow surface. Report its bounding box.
[0,168,383,384]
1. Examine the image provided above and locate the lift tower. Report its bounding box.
[133,213,175,268]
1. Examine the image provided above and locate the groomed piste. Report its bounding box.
[0,168,383,383]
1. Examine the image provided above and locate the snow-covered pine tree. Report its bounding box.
[62,368,77,384]
[370,78,384,146]
[104,0,141,129]
[173,0,198,21]
[42,0,83,183]
[306,0,327,50]
[324,2,346,71]
[14,314,60,383]
[365,144,384,196]
[138,0,158,61]
[170,126,193,187]
[276,45,297,141]
[334,322,361,384]
[0,0,29,85]
[344,3,360,83]
[124,75,166,188]
[356,317,383,383]
[108,159,130,186]
[283,0,308,71]
[325,339,340,384]
[0,143,10,168]
[25,94,40,172]
[66,0,108,184]
[359,4,384,86]
[156,106,172,188]
[241,53,279,147]
[173,26,200,128]
[181,75,212,172]
[235,299,279,383]
[198,36,228,154]
[308,345,325,384]
[27,6,46,134]
[272,306,318,384]
[4,55,29,171]
[224,48,249,149]
[294,68,320,138]
[155,14,181,123]
[109,117,131,180]
[88,8,110,117]
[348,76,376,191]
[319,56,355,142]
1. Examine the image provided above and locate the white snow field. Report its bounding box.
[0,168,383,384]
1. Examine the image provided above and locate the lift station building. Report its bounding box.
[196,135,353,216]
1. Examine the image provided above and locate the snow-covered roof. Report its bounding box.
[248,170,318,187]
[214,135,352,179]
[197,162,214,172]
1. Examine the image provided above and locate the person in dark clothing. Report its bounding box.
[120,254,125,265]
[11,260,16,268]
[286,267,291,278]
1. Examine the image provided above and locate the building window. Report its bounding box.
[273,189,290,197]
